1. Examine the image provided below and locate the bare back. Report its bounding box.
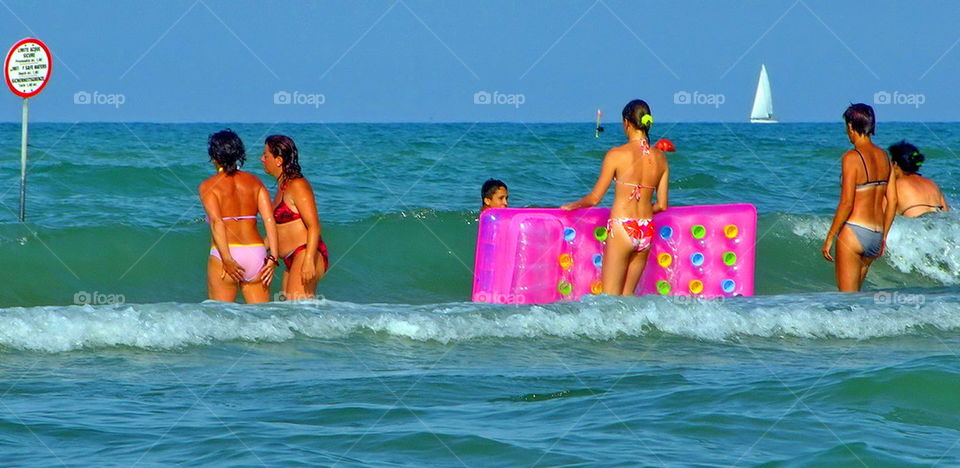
[199,170,266,244]
[845,144,891,230]
[896,174,947,216]
[609,141,668,220]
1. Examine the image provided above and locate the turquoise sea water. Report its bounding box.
[0,122,958,465]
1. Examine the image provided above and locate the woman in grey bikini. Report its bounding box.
[822,104,897,292]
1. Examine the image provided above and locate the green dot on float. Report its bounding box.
[594,226,608,242]
[691,225,706,239]
[723,252,737,266]
[558,281,572,295]
[656,281,671,295]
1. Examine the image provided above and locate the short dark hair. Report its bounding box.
[622,99,652,134]
[889,140,925,174]
[208,129,246,175]
[843,103,875,136]
[481,179,507,199]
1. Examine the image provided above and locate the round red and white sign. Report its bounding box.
[5,38,52,98]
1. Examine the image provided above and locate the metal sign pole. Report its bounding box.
[19,97,28,222]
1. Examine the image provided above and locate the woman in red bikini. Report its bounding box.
[200,129,279,303]
[562,99,669,295]
[261,135,329,300]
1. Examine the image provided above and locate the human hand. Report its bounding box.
[300,259,316,285]
[821,238,834,262]
[560,202,577,211]
[258,259,277,287]
[221,258,246,282]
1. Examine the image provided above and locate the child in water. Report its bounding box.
[481,179,509,212]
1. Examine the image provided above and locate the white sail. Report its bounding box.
[750,64,777,123]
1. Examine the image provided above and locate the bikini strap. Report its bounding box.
[854,148,869,181]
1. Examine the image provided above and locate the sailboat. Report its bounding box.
[750,64,777,123]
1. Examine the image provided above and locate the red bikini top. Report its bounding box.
[274,200,301,224]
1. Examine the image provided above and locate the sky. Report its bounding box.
[1,0,959,123]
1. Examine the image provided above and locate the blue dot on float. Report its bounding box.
[659,226,673,240]
[721,279,736,293]
[691,252,704,266]
[592,253,603,269]
[563,227,576,243]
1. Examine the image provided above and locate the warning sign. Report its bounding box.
[5,38,52,98]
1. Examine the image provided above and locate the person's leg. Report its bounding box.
[240,280,270,303]
[601,221,632,295]
[283,250,326,301]
[621,249,651,296]
[835,226,865,292]
[207,255,238,302]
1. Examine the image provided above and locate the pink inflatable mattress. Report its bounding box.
[473,205,757,304]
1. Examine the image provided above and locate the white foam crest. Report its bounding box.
[883,214,960,284]
[0,296,959,352]
[790,212,960,285]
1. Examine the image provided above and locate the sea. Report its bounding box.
[0,122,958,466]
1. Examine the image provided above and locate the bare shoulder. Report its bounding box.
[198,174,219,194]
[286,176,314,194]
[235,170,266,187]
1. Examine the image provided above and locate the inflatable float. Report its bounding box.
[473,204,756,304]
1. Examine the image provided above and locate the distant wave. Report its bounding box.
[0,294,958,352]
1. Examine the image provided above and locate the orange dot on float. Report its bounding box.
[558,253,574,270]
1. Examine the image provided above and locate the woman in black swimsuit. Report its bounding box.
[889,141,949,217]
[260,135,329,301]
[822,104,898,292]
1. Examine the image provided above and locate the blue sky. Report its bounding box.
[1,0,958,122]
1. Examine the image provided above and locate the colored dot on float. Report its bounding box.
[558,253,574,270]
[592,253,603,269]
[591,280,603,295]
[724,224,739,239]
[657,253,673,268]
[563,227,576,243]
[721,279,736,293]
[656,281,671,295]
[689,280,704,295]
[594,226,608,242]
[690,252,705,267]
[558,281,573,295]
[723,252,737,266]
[659,226,673,240]
[692,225,706,239]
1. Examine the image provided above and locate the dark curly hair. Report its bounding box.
[889,140,925,174]
[208,129,246,175]
[265,135,303,186]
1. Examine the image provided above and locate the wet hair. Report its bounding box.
[481,179,507,200]
[265,134,303,184]
[208,129,246,175]
[843,103,875,136]
[889,140,925,174]
[622,99,652,135]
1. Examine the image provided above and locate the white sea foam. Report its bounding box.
[0,294,958,352]
[790,212,960,285]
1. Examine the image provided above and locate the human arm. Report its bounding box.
[255,183,279,286]
[200,181,245,282]
[652,163,669,214]
[561,150,617,210]
[822,152,857,262]
[881,162,898,243]
[289,178,322,285]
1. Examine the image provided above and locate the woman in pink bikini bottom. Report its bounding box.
[562,99,670,296]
